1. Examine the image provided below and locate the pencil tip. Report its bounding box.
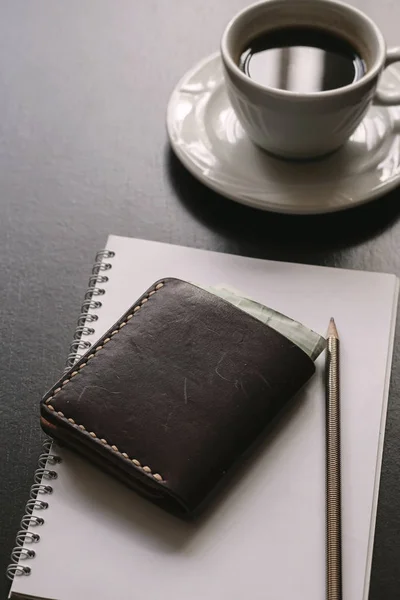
[327,318,339,339]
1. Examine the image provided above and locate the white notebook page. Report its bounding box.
[10,235,399,600]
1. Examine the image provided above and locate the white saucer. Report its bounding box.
[167,53,400,214]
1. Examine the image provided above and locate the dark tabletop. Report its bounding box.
[1,0,399,597]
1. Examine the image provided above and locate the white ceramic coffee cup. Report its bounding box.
[221,0,400,159]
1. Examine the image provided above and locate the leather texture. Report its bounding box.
[41,278,315,516]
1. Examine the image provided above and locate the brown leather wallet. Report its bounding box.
[41,278,315,516]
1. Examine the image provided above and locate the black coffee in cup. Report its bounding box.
[239,26,366,92]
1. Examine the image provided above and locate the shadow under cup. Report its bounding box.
[220,0,386,159]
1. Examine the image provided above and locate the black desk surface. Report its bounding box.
[1,1,399,597]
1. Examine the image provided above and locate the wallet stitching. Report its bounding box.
[44,281,166,482]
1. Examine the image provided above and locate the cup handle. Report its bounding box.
[375,47,400,105]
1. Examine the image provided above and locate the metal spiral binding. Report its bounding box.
[65,249,114,370]
[6,249,114,582]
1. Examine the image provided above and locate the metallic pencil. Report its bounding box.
[326,318,341,600]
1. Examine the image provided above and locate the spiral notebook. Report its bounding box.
[8,235,399,600]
